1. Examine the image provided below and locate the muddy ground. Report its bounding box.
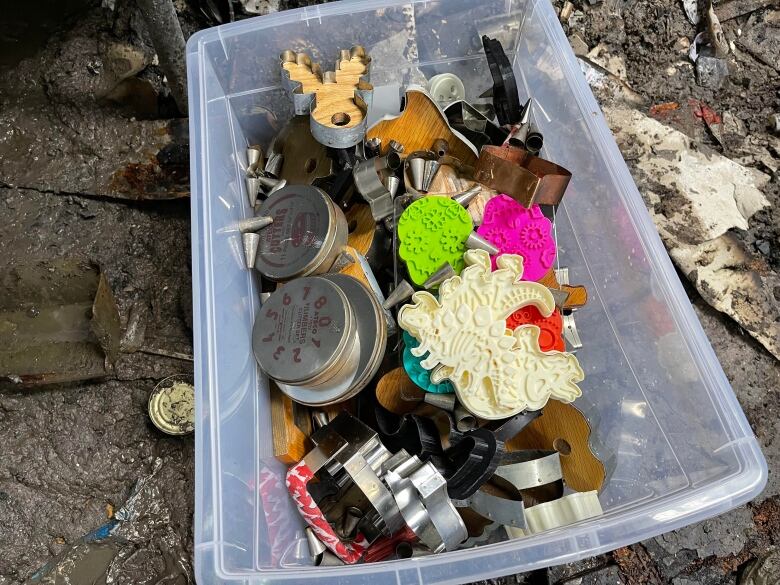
[0,0,778,583]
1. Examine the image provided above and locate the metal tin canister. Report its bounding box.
[254,185,348,281]
[252,275,386,406]
[321,274,386,400]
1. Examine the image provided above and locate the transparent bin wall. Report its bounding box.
[188,1,766,583]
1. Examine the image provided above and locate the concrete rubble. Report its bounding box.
[605,107,779,360]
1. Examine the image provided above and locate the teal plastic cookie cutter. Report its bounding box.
[402,331,455,394]
[397,196,473,286]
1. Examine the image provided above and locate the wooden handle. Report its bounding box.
[367,90,478,166]
[375,367,425,414]
[270,382,312,464]
[505,399,605,492]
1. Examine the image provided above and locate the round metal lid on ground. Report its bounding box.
[148,374,195,435]
[254,185,341,281]
[321,273,387,397]
[252,277,354,384]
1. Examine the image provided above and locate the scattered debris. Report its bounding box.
[613,544,666,585]
[670,233,780,361]
[740,548,780,584]
[120,300,150,353]
[560,1,574,22]
[606,107,768,241]
[605,107,778,359]
[0,14,190,200]
[682,0,699,25]
[585,43,628,80]
[716,0,778,22]
[770,113,780,135]
[737,10,780,73]
[28,458,194,584]
[578,57,647,107]
[148,374,195,435]
[568,33,589,57]
[0,259,121,386]
[705,1,730,58]
[136,0,188,114]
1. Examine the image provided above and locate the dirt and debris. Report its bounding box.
[613,544,665,585]
[0,260,122,386]
[0,0,778,583]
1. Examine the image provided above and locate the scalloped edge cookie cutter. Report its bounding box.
[280,47,374,148]
[521,491,603,534]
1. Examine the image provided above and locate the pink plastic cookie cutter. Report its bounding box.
[477,194,556,281]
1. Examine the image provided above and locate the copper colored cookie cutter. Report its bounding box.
[474,145,572,207]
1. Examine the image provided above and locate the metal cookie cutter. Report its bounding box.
[482,36,521,126]
[280,47,374,149]
[495,450,563,492]
[352,152,402,221]
[474,145,572,208]
[452,449,562,535]
[452,490,525,530]
[493,449,563,508]
[382,450,468,553]
[555,268,583,350]
[444,100,508,150]
[286,413,403,563]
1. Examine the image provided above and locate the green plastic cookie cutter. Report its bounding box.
[402,331,455,394]
[397,196,473,286]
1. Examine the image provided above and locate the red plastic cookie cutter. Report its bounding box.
[506,305,565,352]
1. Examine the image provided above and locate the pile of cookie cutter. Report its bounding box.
[241,36,611,565]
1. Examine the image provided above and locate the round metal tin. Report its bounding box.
[277,332,361,406]
[252,277,354,384]
[148,374,195,435]
[321,274,387,398]
[254,185,347,281]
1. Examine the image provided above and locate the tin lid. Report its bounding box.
[252,277,354,384]
[255,185,335,281]
[148,374,195,435]
[321,274,387,398]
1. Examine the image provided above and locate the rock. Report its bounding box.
[770,113,780,135]
[569,33,589,56]
[670,233,780,360]
[696,48,729,89]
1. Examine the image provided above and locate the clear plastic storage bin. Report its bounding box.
[187,1,767,583]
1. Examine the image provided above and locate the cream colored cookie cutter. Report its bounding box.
[398,249,584,420]
[516,491,602,535]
